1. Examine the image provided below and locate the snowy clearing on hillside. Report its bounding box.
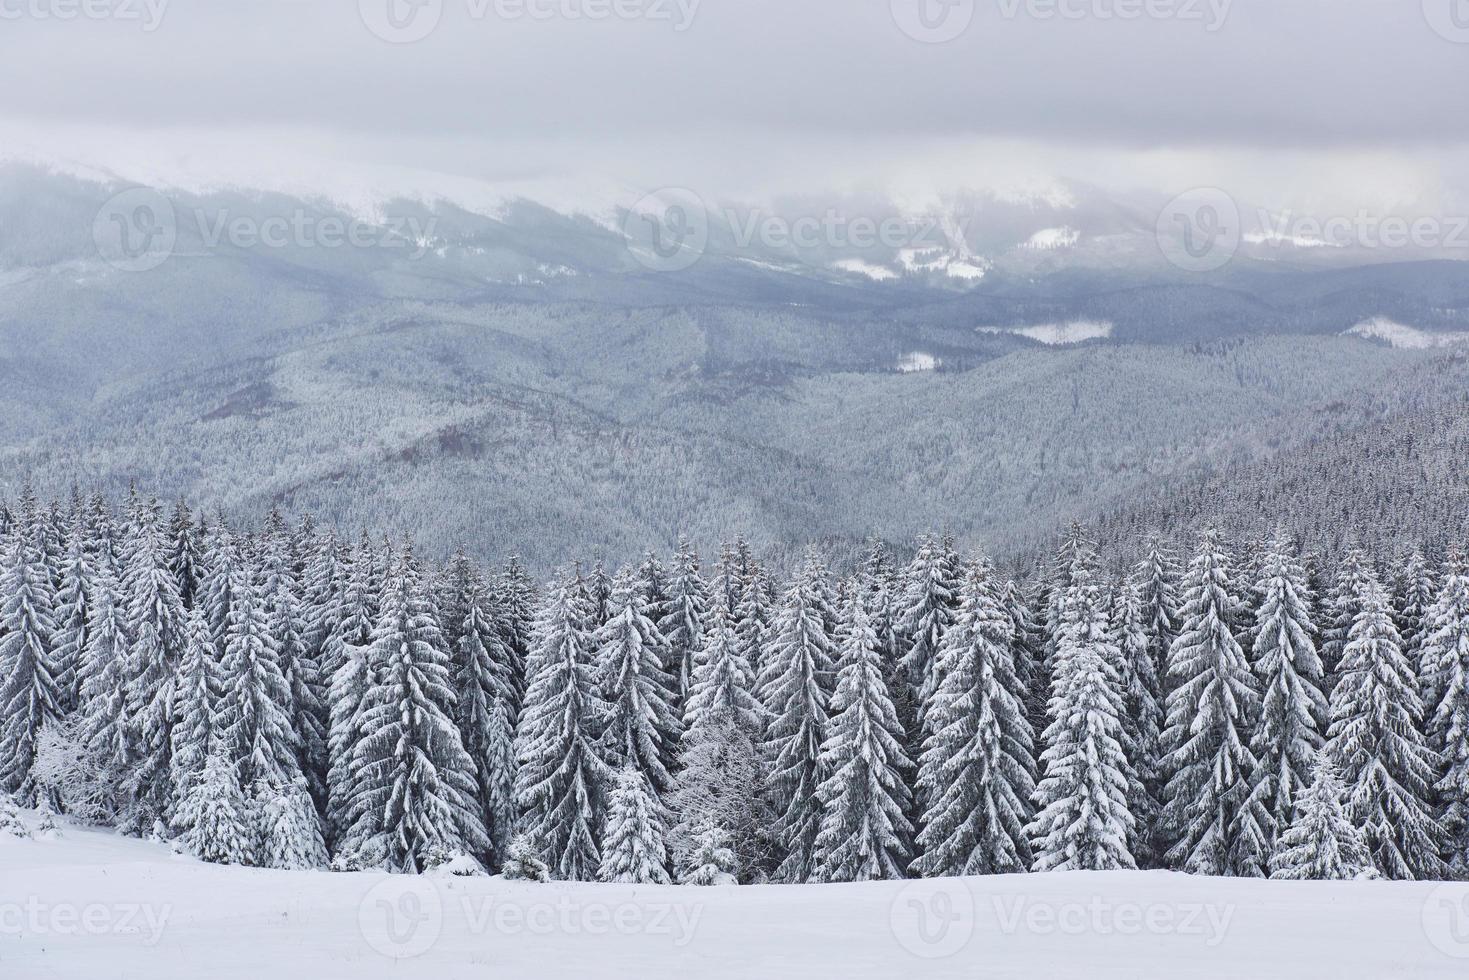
[978,321,1115,345]
[896,351,940,373]
[3,813,1468,980]
[1345,317,1469,350]
[831,258,897,281]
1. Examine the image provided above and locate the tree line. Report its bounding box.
[1,486,1466,885]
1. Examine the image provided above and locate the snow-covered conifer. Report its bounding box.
[1029,562,1135,872]
[812,595,912,882]
[660,539,709,698]
[0,511,62,799]
[174,748,252,865]
[453,567,519,863]
[913,561,1035,877]
[1269,760,1374,881]
[682,822,738,885]
[347,548,487,872]
[1419,553,1469,876]
[513,574,609,881]
[599,767,672,884]
[596,570,681,796]
[1160,529,1260,876]
[1327,574,1443,880]
[759,551,836,883]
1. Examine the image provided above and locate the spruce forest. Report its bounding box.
[4,484,1467,886]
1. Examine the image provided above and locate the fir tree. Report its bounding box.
[1136,539,1181,698]
[1242,530,1328,873]
[347,549,487,873]
[1327,575,1444,880]
[1269,760,1374,881]
[118,505,189,829]
[599,767,672,884]
[1160,529,1261,876]
[167,498,201,609]
[75,555,129,816]
[896,535,957,736]
[1419,553,1469,877]
[812,595,913,882]
[499,833,550,882]
[1110,578,1165,867]
[513,574,609,881]
[912,561,1035,877]
[1029,563,1135,872]
[759,550,836,883]
[168,608,221,827]
[51,510,93,715]
[453,568,519,864]
[255,775,329,870]
[595,570,681,797]
[174,748,253,865]
[0,515,62,798]
[660,539,709,698]
[668,606,768,879]
[216,567,301,794]
[1321,547,1375,680]
[682,822,738,885]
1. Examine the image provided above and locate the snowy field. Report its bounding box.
[3,811,1468,980]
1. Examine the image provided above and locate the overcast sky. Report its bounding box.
[2,0,1465,212]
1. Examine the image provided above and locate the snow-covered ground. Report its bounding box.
[3,811,1468,980]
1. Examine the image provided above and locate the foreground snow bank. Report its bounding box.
[2,812,1468,980]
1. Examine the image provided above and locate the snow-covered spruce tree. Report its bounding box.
[683,822,739,885]
[1135,539,1182,698]
[75,555,129,817]
[119,504,189,831]
[216,566,302,799]
[346,548,488,873]
[812,594,913,882]
[636,551,669,622]
[0,792,29,838]
[1326,574,1444,880]
[1029,562,1135,872]
[197,523,240,656]
[298,532,345,680]
[259,530,328,807]
[759,550,837,883]
[256,774,329,870]
[596,569,682,798]
[174,747,253,865]
[453,567,519,864]
[859,542,904,684]
[1321,547,1375,681]
[1396,550,1439,700]
[496,556,536,700]
[912,560,1035,877]
[896,534,958,737]
[1110,579,1164,868]
[1001,580,1048,756]
[167,498,201,610]
[51,509,94,715]
[499,832,550,882]
[660,538,709,699]
[1269,760,1374,881]
[325,541,381,848]
[0,511,62,800]
[1160,529,1261,876]
[599,767,672,884]
[1420,553,1469,876]
[733,559,774,692]
[668,606,768,879]
[513,573,609,881]
[1242,530,1328,873]
[168,608,220,834]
